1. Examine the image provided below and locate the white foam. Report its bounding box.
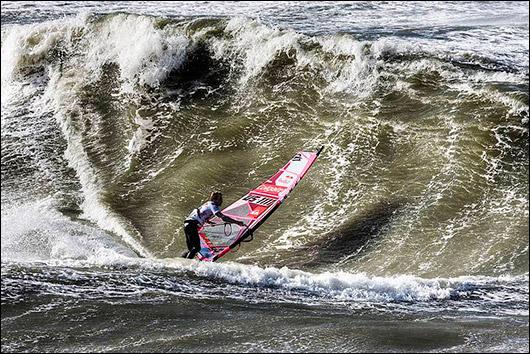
[189,261,455,302]
[15,256,529,305]
[82,13,189,92]
[209,19,388,97]
[1,26,22,100]
[1,13,189,94]
[127,110,156,156]
[0,198,137,262]
[211,17,305,84]
[318,35,384,97]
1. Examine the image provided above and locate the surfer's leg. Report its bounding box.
[183,223,194,258]
[184,222,200,259]
[187,226,201,259]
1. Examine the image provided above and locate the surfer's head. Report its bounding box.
[210,191,223,206]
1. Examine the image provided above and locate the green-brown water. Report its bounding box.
[1,2,528,352]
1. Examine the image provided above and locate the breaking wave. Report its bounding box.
[1,12,528,280]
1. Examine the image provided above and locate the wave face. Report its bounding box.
[2,11,527,275]
[1,2,529,352]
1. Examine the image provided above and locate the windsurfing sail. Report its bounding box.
[197,147,323,262]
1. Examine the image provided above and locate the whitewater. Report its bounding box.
[1,1,528,352]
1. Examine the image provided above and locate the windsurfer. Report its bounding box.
[182,192,245,259]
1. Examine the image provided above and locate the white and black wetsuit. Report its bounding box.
[182,201,221,259]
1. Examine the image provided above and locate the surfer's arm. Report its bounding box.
[215,212,246,226]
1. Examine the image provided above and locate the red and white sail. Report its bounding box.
[198,149,322,262]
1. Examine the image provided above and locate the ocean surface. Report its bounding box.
[1,1,528,352]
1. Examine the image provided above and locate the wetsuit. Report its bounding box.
[183,201,221,259]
